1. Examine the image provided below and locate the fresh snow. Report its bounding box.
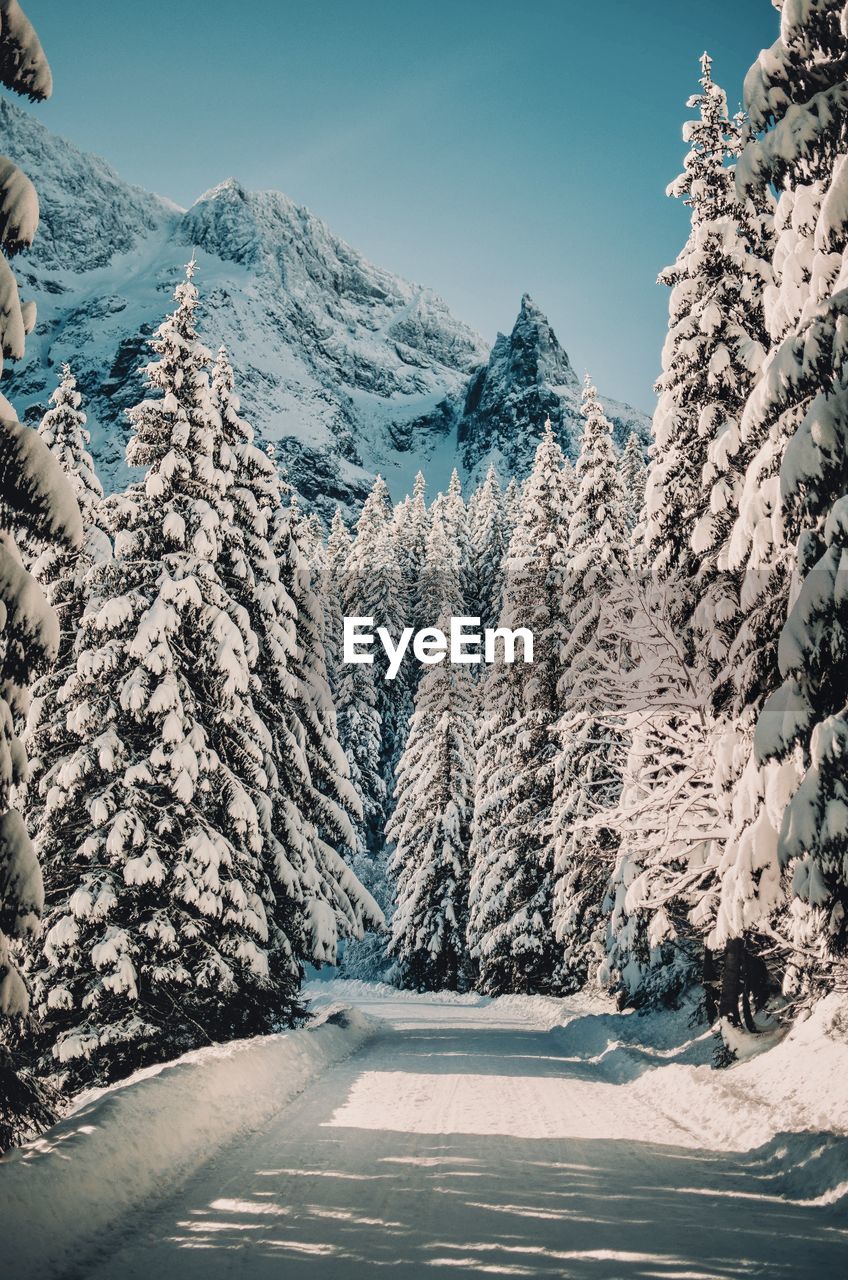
[0,1004,379,1279]
[2,980,846,1279]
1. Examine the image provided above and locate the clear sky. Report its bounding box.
[27,1,777,413]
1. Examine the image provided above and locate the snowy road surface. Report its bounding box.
[71,987,845,1280]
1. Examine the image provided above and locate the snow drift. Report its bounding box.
[0,1004,379,1279]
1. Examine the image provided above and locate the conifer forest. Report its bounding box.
[1,4,847,1278]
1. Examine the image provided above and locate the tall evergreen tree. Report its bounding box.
[503,475,522,537]
[282,491,382,956]
[467,422,570,994]
[599,573,722,1006]
[618,433,647,536]
[552,379,630,989]
[322,507,350,694]
[646,52,772,677]
[423,494,466,618]
[387,606,476,992]
[30,264,286,1088]
[392,472,430,634]
[333,477,401,977]
[429,469,471,609]
[716,1,848,993]
[468,465,508,632]
[210,350,379,966]
[25,368,108,933]
[0,8,82,1148]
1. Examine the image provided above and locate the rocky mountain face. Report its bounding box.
[2,99,649,516]
[456,294,649,481]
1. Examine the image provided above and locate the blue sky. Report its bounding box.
[29,1,777,413]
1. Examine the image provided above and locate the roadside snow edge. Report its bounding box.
[0,1005,379,1279]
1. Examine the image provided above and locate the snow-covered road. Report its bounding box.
[73,988,845,1279]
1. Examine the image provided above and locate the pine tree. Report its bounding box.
[646,52,772,677]
[503,475,522,536]
[322,507,351,693]
[210,350,379,966]
[552,379,630,990]
[25,368,108,935]
[392,472,430,634]
[408,471,431,623]
[423,494,467,618]
[429,469,471,608]
[0,8,82,1147]
[282,492,383,958]
[30,264,287,1088]
[338,476,405,892]
[208,352,309,974]
[32,366,103,526]
[313,482,396,979]
[467,422,570,994]
[716,1,848,993]
[468,464,508,631]
[387,609,476,992]
[618,433,647,536]
[599,573,722,1006]
[296,509,325,573]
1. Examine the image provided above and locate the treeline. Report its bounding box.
[315,388,645,998]
[0,266,385,1146]
[2,0,848,1150]
[317,19,848,1030]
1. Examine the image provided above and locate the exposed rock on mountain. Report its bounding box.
[456,294,649,482]
[1,100,648,515]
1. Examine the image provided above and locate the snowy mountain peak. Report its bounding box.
[0,98,173,271]
[193,176,246,204]
[457,295,647,480]
[501,294,579,391]
[1,103,646,513]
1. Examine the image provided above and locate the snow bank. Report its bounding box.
[311,980,848,1207]
[306,976,604,1029]
[0,1004,379,1280]
[543,991,848,1208]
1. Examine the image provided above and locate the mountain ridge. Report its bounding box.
[2,98,649,514]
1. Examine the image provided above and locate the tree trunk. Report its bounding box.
[719,937,744,1026]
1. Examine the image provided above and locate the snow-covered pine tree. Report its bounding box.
[715,1,848,993]
[423,490,467,618]
[468,464,508,632]
[408,471,430,620]
[646,52,771,678]
[25,367,108,929]
[209,349,379,966]
[208,350,302,972]
[343,474,398,754]
[392,471,430,635]
[296,509,325,574]
[279,490,382,959]
[0,9,83,1147]
[30,263,288,1088]
[336,476,409,977]
[552,378,630,991]
[618,433,647,537]
[599,572,723,1006]
[300,509,386,957]
[387,604,476,991]
[503,475,522,538]
[429,468,472,609]
[328,504,385,928]
[322,507,351,693]
[467,422,571,994]
[30,365,102,532]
